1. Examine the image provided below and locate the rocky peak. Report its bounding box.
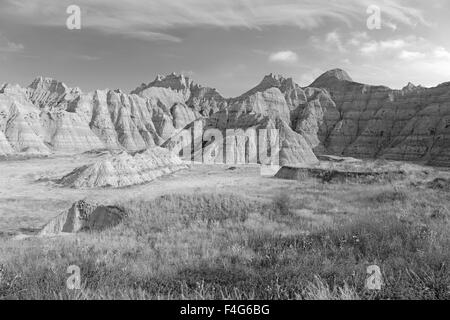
[237,73,297,99]
[261,73,287,86]
[0,83,27,96]
[132,72,195,95]
[402,82,424,92]
[259,73,299,90]
[130,73,225,116]
[28,77,69,95]
[311,69,353,87]
[151,72,193,91]
[26,77,81,110]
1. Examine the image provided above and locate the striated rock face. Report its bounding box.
[59,146,187,188]
[0,130,13,155]
[0,73,223,155]
[132,72,227,117]
[310,68,353,88]
[1,70,450,167]
[0,84,51,154]
[304,70,450,166]
[39,200,127,235]
[163,74,319,166]
[27,77,81,110]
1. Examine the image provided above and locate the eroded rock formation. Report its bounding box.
[0,73,223,155]
[1,69,450,166]
[39,200,127,235]
[59,146,187,188]
[305,69,450,166]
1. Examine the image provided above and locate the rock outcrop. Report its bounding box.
[0,130,13,155]
[163,74,319,166]
[132,72,227,117]
[275,166,406,183]
[302,70,450,166]
[39,200,127,235]
[0,73,224,155]
[0,84,51,154]
[59,146,187,188]
[1,69,450,167]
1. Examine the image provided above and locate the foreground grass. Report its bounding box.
[0,186,449,300]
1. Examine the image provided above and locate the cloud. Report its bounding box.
[356,36,450,64]
[434,47,450,59]
[0,33,24,53]
[398,50,426,60]
[325,31,346,53]
[0,0,428,42]
[347,32,369,47]
[116,30,182,43]
[269,51,298,63]
[360,39,407,54]
[311,31,369,53]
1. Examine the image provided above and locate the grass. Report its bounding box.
[369,188,410,203]
[0,185,449,300]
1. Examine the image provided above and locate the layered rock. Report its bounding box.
[305,69,450,166]
[58,146,187,188]
[0,84,51,154]
[27,77,81,110]
[132,72,227,116]
[39,200,127,235]
[1,70,450,167]
[310,68,353,87]
[163,75,319,166]
[0,130,13,155]
[0,73,221,155]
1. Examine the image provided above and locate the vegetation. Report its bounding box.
[0,184,449,300]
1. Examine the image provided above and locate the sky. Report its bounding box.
[0,0,450,97]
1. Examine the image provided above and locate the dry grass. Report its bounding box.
[1,182,449,300]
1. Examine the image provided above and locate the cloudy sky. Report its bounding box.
[0,0,450,97]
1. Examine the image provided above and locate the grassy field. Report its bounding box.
[1,177,449,300]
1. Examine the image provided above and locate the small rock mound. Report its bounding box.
[59,146,187,188]
[39,200,127,235]
[275,166,405,183]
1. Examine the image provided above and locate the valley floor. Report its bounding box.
[0,154,449,299]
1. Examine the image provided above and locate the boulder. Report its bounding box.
[39,200,127,235]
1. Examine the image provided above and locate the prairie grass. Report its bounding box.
[0,186,449,300]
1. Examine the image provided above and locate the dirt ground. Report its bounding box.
[0,153,293,235]
[1,152,449,237]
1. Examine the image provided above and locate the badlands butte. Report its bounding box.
[1,68,450,167]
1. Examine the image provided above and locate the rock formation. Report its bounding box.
[132,72,227,116]
[0,73,224,156]
[275,165,406,183]
[1,69,450,167]
[59,146,187,188]
[304,69,450,166]
[162,74,319,166]
[39,200,127,235]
